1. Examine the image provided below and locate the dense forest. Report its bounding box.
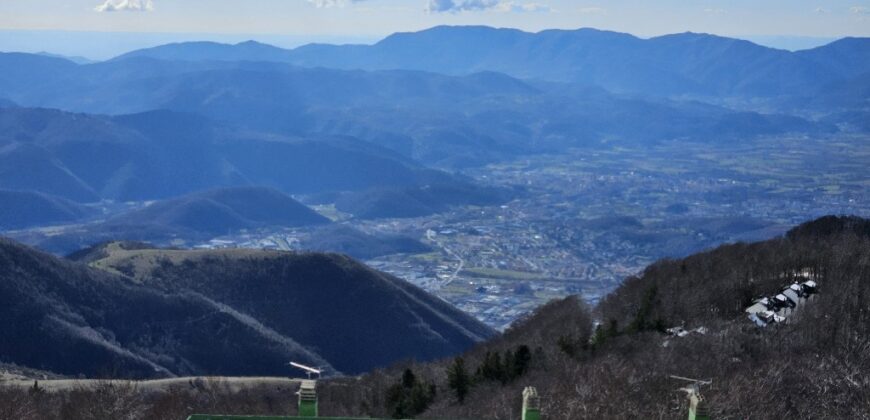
[1,215,868,419]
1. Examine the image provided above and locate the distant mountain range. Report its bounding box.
[0,238,494,378]
[112,26,870,98]
[0,107,457,202]
[0,50,840,169]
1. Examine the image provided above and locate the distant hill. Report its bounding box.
[107,187,329,236]
[0,190,94,230]
[113,40,291,63]
[0,238,331,378]
[0,238,494,378]
[0,107,460,201]
[0,53,78,100]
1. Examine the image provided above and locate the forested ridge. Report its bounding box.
[317,215,870,419]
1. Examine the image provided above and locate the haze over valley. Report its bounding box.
[0,3,869,417]
[1,26,867,329]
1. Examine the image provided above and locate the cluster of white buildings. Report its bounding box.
[745,279,818,326]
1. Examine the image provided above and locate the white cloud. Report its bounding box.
[495,1,551,13]
[813,7,829,14]
[851,6,869,14]
[94,0,154,12]
[426,0,550,13]
[703,8,726,15]
[307,0,366,8]
[426,0,499,13]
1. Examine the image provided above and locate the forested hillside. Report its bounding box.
[316,215,870,419]
[0,239,494,380]
[2,216,865,419]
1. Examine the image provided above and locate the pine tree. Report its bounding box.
[512,345,532,379]
[386,368,435,418]
[447,357,470,404]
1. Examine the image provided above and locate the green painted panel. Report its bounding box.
[298,400,317,417]
[522,408,541,420]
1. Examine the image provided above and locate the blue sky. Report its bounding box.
[1,0,868,59]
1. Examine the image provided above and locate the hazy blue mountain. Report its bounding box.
[113,40,292,63]
[0,47,844,169]
[0,190,95,230]
[36,51,95,65]
[796,37,870,81]
[0,53,79,102]
[642,32,826,96]
[0,143,101,202]
[0,237,494,377]
[113,26,870,97]
[0,107,459,201]
[106,187,330,235]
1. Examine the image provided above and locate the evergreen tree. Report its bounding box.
[512,345,532,379]
[447,357,471,404]
[385,368,435,419]
[401,368,416,389]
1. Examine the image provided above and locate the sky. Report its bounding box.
[1,0,868,59]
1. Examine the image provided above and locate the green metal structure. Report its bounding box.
[521,386,541,420]
[687,390,711,420]
[187,382,543,420]
[188,376,716,419]
[297,380,318,417]
[670,376,712,420]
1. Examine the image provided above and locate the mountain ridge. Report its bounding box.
[0,237,495,377]
[104,26,870,97]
